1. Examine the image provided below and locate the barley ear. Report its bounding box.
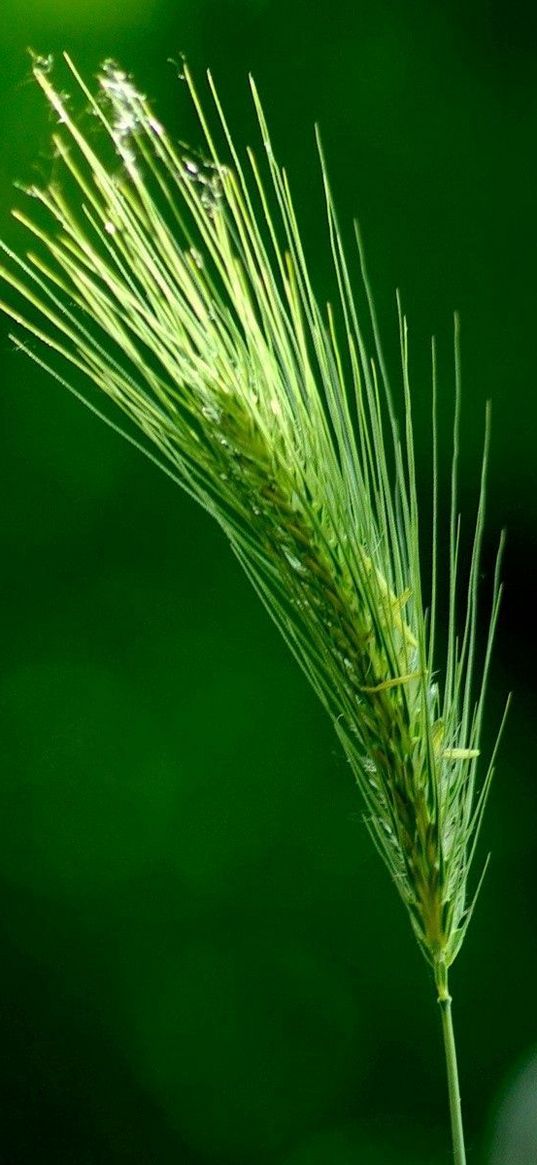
[0,55,508,1164]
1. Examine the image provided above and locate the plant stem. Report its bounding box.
[436,965,466,1165]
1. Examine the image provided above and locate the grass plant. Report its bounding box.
[0,54,508,1163]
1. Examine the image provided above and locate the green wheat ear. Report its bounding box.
[0,53,508,1163]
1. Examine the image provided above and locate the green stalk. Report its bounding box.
[436,965,466,1165]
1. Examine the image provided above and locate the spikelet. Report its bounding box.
[0,54,507,982]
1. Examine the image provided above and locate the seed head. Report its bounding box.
[0,54,508,976]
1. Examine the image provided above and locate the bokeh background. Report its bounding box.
[1,2,536,1162]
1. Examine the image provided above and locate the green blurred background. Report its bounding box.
[1,2,536,1162]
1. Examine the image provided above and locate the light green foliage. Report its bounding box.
[0,54,506,980]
